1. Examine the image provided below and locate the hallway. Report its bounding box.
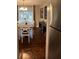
[19,28,46,59]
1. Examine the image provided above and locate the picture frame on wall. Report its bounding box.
[40,8,43,18]
[44,6,47,19]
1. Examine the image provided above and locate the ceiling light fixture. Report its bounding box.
[19,0,27,11]
[19,7,27,11]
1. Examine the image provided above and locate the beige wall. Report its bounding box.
[34,1,49,27]
[39,1,48,23]
[35,6,40,27]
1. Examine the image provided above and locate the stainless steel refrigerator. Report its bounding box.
[48,1,61,59]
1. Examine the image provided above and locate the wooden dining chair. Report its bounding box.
[21,25,30,44]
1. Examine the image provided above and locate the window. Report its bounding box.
[18,7,33,24]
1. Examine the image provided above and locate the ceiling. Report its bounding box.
[17,0,49,6]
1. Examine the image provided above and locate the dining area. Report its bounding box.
[17,5,35,51]
[17,2,46,59]
[17,22,34,44]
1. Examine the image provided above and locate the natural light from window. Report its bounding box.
[18,7,33,24]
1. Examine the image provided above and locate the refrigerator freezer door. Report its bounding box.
[50,1,61,31]
[48,27,61,59]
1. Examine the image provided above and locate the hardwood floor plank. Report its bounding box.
[18,27,46,59]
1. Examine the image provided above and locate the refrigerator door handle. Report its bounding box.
[50,25,61,32]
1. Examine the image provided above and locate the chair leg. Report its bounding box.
[21,36,23,43]
[28,36,30,44]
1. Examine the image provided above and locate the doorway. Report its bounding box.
[17,5,46,59]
